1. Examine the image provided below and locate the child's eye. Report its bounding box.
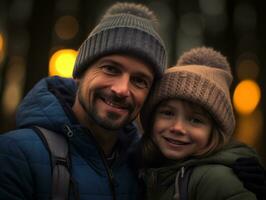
[159,110,175,117]
[189,115,210,125]
[189,118,203,124]
[101,65,120,75]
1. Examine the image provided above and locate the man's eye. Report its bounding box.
[102,65,120,75]
[131,76,149,89]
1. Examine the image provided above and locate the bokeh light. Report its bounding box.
[180,12,204,37]
[234,109,263,146]
[199,0,225,16]
[234,3,257,32]
[177,12,204,57]
[233,79,261,115]
[49,49,77,78]
[0,32,6,64]
[236,58,259,80]
[0,33,4,50]
[54,16,79,40]
[2,56,26,116]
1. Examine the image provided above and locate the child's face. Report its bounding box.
[152,99,213,160]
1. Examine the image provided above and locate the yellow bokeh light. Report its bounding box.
[233,79,261,115]
[0,32,6,64]
[49,49,77,78]
[0,33,4,51]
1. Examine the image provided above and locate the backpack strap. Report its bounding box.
[34,126,71,200]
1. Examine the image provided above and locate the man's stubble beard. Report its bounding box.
[77,88,132,131]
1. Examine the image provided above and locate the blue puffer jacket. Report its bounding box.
[0,76,140,200]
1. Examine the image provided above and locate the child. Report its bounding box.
[138,47,259,199]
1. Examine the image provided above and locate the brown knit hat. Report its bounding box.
[140,47,235,138]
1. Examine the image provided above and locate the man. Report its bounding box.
[0,2,166,200]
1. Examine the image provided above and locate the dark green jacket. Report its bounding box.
[143,142,258,200]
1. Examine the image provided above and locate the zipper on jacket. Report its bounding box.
[85,129,117,200]
[178,167,185,200]
[64,125,74,137]
[180,166,185,178]
[178,166,193,200]
[98,148,117,200]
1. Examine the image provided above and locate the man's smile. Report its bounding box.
[100,96,129,110]
[98,95,131,116]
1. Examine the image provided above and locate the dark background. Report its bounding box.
[0,0,265,165]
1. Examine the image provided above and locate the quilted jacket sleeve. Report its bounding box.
[0,133,35,199]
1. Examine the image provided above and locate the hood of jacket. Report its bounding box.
[181,141,259,168]
[16,76,78,132]
[143,141,260,195]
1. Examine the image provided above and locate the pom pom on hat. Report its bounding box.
[177,46,231,74]
[103,2,158,24]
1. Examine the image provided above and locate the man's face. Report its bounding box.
[76,54,154,130]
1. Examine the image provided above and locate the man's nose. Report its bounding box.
[110,75,130,97]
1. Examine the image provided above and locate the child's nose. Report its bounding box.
[170,119,187,135]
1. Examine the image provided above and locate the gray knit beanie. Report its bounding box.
[73,2,167,79]
[140,47,235,138]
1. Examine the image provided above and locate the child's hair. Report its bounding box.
[139,47,235,164]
